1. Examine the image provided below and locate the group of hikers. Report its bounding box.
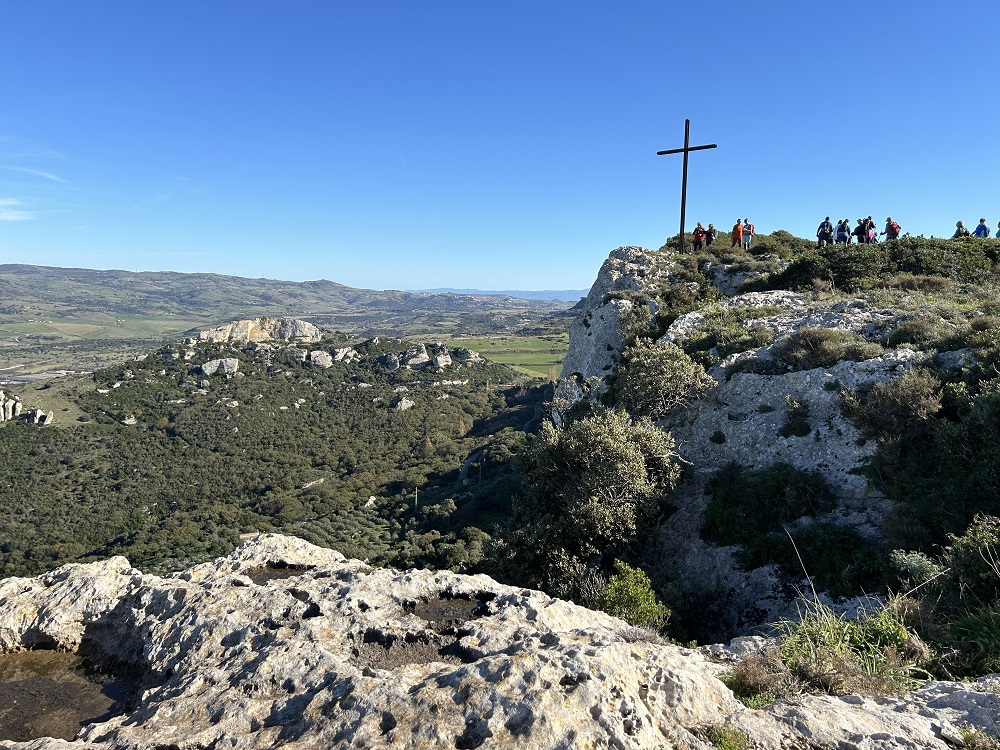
[691,219,756,252]
[952,219,998,239]
[816,216,902,247]
[690,215,997,253]
[817,216,1000,246]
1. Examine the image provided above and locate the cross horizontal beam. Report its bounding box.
[656,143,717,156]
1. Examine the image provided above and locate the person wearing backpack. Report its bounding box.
[972,218,991,238]
[852,219,867,245]
[882,217,901,241]
[816,217,834,247]
[835,219,850,244]
[952,221,971,239]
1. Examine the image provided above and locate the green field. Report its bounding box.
[443,334,569,378]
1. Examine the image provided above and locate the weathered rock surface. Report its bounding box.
[0,535,995,749]
[0,392,21,422]
[309,350,334,369]
[202,357,240,376]
[401,344,431,369]
[199,317,323,344]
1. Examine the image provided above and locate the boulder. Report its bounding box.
[393,397,416,411]
[202,358,240,376]
[309,351,334,369]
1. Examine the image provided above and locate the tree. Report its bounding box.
[490,411,681,599]
[614,338,714,419]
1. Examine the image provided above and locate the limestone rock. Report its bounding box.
[309,350,333,368]
[393,397,416,411]
[432,351,452,368]
[402,344,430,369]
[452,347,483,364]
[0,536,996,750]
[379,353,401,371]
[333,346,359,364]
[288,347,308,362]
[202,358,240,376]
[199,317,323,344]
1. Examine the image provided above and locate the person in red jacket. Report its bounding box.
[692,222,707,251]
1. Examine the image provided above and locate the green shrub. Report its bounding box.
[703,463,836,547]
[778,398,811,438]
[842,369,942,439]
[613,338,714,419]
[772,328,884,371]
[940,514,1000,607]
[598,560,670,629]
[742,523,890,597]
[945,606,1000,674]
[704,724,749,750]
[723,649,798,707]
[778,598,931,695]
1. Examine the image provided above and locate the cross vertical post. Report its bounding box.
[657,119,717,254]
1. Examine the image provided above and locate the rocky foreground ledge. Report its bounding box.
[0,536,996,749]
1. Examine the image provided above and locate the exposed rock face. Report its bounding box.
[0,535,995,749]
[0,391,21,422]
[309,350,334,369]
[557,247,667,388]
[401,344,431,369]
[202,358,240,376]
[393,397,416,411]
[452,347,483,364]
[199,317,323,344]
[379,353,401,371]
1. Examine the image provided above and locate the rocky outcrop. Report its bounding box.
[309,350,334,369]
[202,358,240,376]
[453,347,484,365]
[199,317,323,344]
[0,535,995,749]
[401,344,431,369]
[0,391,21,422]
[557,247,668,388]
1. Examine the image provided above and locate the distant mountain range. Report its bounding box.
[413,288,588,302]
[0,264,576,374]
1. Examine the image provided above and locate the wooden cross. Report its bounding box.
[656,119,717,254]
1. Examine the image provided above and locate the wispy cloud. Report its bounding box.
[1,166,71,184]
[0,199,35,221]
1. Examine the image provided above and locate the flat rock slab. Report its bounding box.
[0,535,996,749]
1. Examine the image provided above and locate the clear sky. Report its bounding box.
[1,1,997,291]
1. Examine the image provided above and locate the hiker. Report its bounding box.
[692,222,707,251]
[835,219,851,244]
[882,217,901,241]
[705,223,718,248]
[852,219,867,245]
[816,217,834,247]
[972,218,991,238]
[866,216,878,244]
[731,220,743,248]
[953,221,971,239]
[742,219,755,251]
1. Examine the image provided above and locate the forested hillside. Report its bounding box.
[0,335,539,576]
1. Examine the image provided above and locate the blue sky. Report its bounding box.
[1,2,997,291]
